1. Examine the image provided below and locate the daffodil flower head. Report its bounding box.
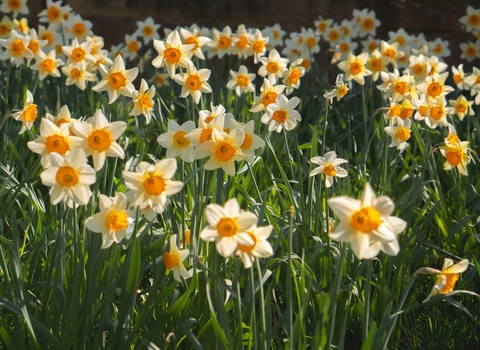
[157,119,196,163]
[323,74,349,103]
[327,183,407,260]
[439,140,471,176]
[226,64,255,97]
[236,225,274,269]
[384,117,412,151]
[200,198,257,258]
[0,29,33,67]
[173,63,212,104]
[163,234,192,282]
[337,51,372,85]
[262,94,302,132]
[129,78,156,123]
[85,192,134,249]
[30,49,64,81]
[309,151,348,188]
[152,29,194,78]
[12,89,37,134]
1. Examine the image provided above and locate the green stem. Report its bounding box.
[363,260,373,342]
[255,259,267,350]
[287,205,294,349]
[328,243,346,347]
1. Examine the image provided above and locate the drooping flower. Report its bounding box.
[327,183,407,260]
[122,158,183,214]
[39,148,96,208]
[85,192,134,249]
[163,234,192,282]
[12,89,37,134]
[73,109,127,171]
[129,78,156,123]
[173,63,212,104]
[309,151,348,188]
[236,225,274,269]
[262,94,302,132]
[200,198,257,258]
[152,29,194,78]
[414,258,470,302]
[157,119,196,163]
[323,74,349,103]
[27,118,83,168]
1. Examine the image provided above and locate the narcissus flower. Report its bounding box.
[323,74,349,103]
[157,119,196,162]
[327,183,407,260]
[414,258,469,301]
[152,30,194,78]
[27,118,83,168]
[200,198,256,258]
[0,29,33,67]
[236,225,274,269]
[163,234,192,282]
[0,0,29,17]
[122,158,183,214]
[459,6,480,32]
[85,192,134,249]
[198,128,245,176]
[38,0,72,26]
[384,117,411,151]
[208,26,234,59]
[449,95,474,121]
[12,90,37,134]
[250,78,286,113]
[459,41,480,62]
[92,55,138,104]
[61,60,95,90]
[262,94,302,132]
[226,64,255,97]
[135,16,160,44]
[173,64,212,104]
[64,14,92,41]
[309,151,348,188]
[258,48,289,84]
[337,51,371,85]
[40,148,96,208]
[30,49,64,80]
[282,58,305,95]
[129,78,156,123]
[62,37,95,65]
[439,140,471,176]
[353,8,380,37]
[73,109,126,171]
[179,26,211,60]
[226,119,265,163]
[416,72,454,102]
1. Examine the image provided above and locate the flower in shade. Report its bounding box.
[152,29,194,78]
[173,63,212,104]
[85,192,134,249]
[39,148,96,208]
[122,158,183,214]
[337,51,371,85]
[236,225,274,268]
[449,95,474,121]
[459,6,480,32]
[163,234,192,282]
[129,78,156,123]
[384,117,411,151]
[27,118,83,168]
[262,94,302,132]
[38,0,72,26]
[92,55,138,104]
[414,258,470,302]
[30,49,64,80]
[157,119,196,162]
[200,198,257,258]
[0,0,29,17]
[226,64,255,97]
[73,109,127,171]
[309,151,348,188]
[327,183,407,260]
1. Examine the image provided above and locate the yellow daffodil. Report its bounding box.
[384,117,412,151]
[439,140,471,176]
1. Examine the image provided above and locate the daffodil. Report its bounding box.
[451,64,467,90]
[258,48,289,84]
[380,40,405,67]
[85,192,134,249]
[236,225,274,269]
[129,79,156,123]
[92,55,138,104]
[353,8,380,37]
[309,151,348,188]
[30,49,64,81]
[323,74,349,103]
[27,118,83,168]
[0,0,29,17]
[424,98,452,129]
[179,26,211,60]
[250,78,286,113]
[73,109,127,171]
[414,258,469,302]
[366,49,389,81]
[0,29,33,67]
[231,24,253,60]
[152,29,194,78]
[327,183,407,260]
[157,119,196,163]
[163,234,191,282]
[406,54,430,82]
[64,14,92,41]
[0,15,14,39]
[173,64,212,104]
[226,119,265,163]
[208,26,234,59]
[262,94,302,132]
[38,0,72,26]
[262,23,284,50]
[459,41,480,62]
[226,64,255,97]
[416,72,454,102]
[122,158,183,214]
[12,90,37,134]
[384,117,411,151]
[459,6,480,32]
[281,58,305,95]
[135,16,160,44]
[439,140,471,176]
[198,128,245,176]
[40,148,96,208]
[61,37,95,65]
[449,95,474,121]
[337,51,372,85]
[61,60,95,91]
[200,198,256,258]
